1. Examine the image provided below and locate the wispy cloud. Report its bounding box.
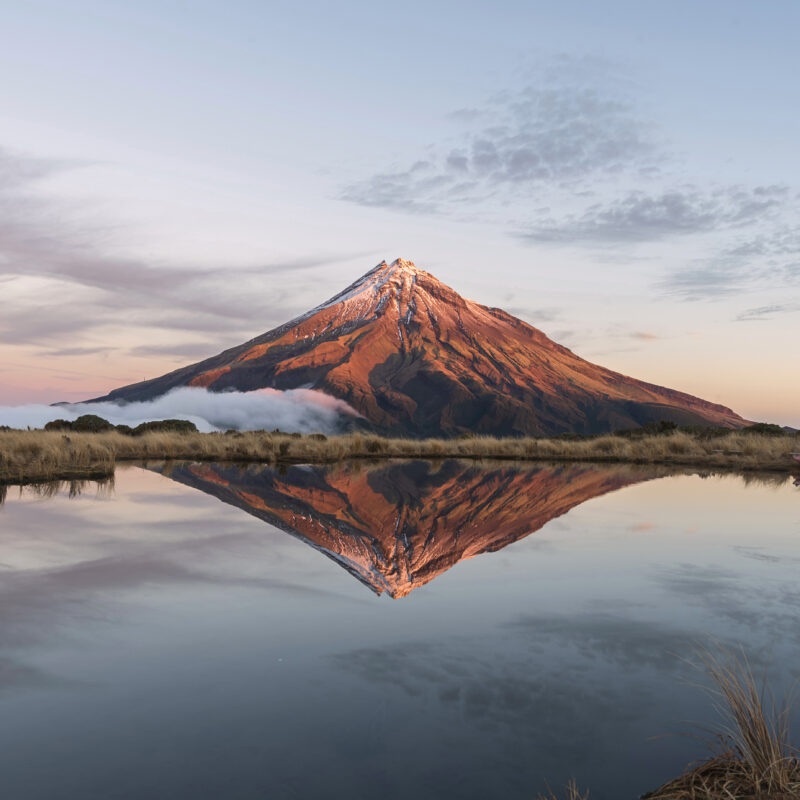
[41,345,116,358]
[0,147,73,187]
[657,215,800,300]
[518,185,788,244]
[127,342,218,360]
[0,148,362,347]
[343,63,660,214]
[659,264,749,300]
[500,305,562,324]
[340,58,800,320]
[725,225,800,258]
[735,302,800,321]
[340,59,800,320]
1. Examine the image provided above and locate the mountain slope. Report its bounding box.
[153,460,652,598]
[94,258,746,436]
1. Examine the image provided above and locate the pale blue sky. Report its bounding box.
[1,0,798,424]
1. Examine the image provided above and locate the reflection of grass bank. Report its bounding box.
[0,478,114,506]
[1,429,798,484]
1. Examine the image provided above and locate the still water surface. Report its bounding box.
[0,461,798,799]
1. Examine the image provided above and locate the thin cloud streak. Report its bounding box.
[518,185,788,244]
[736,302,800,322]
[42,346,116,358]
[657,216,800,301]
[658,264,748,300]
[0,148,364,347]
[127,343,219,360]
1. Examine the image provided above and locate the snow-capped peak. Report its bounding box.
[388,257,420,273]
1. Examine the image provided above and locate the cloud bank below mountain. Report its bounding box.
[0,387,359,434]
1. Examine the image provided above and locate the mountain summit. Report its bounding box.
[94,258,745,435]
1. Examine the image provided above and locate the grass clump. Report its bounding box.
[71,414,116,433]
[644,647,800,799]
[127,419,199,436]
[536,780,589,799]
[44,414,115,433]
[43,419,73,432]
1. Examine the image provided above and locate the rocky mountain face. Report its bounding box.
[95,258,746,436]
[153,460,654,598]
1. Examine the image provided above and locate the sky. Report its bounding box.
[1,0,798,425]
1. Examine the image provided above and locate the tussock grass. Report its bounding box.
[0,429,798,484]
[541,648,799,800]
[536,779,589,799]
[644,648,800,799]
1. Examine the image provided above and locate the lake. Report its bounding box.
[0,460,798,799]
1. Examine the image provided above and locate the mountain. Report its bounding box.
[152,460,654,598]
[94,258,746,436]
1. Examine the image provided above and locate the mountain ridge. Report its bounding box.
[92,258,746,436]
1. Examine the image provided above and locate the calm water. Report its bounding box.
[0,461,798,800]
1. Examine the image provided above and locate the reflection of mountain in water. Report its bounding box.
[154,460,653,598]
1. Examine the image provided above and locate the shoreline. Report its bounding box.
[2,429,798,485]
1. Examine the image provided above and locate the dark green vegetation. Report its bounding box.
[44,416,198,436]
